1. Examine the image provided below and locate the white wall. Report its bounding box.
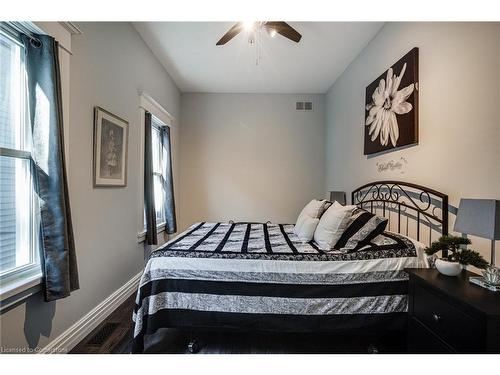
[325,22,500,265]
[0,22,180,350]
[179,93,326,230]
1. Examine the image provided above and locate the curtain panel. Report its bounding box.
[144,111,158,245]
[21,33,79,301]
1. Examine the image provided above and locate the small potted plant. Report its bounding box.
[425,236,488,276]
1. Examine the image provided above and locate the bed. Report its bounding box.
[132,181,449,353]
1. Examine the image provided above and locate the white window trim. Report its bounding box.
[137,222,166,243]
[0,22,76,306]
[137,91,175,243]
[0,274,42,312]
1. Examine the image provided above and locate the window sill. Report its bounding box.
[0,273,42,313]
[137,222,166,243]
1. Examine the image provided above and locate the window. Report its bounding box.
[142,114,169,233]
[138,92,175,242]
[0,29,41,292]
[151,115,167,226]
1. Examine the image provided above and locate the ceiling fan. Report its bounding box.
[216,21,302,45]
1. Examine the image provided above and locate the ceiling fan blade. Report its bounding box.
[216,23,243,45]
[264,22,302,43]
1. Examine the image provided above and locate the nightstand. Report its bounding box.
[406,268,500,353]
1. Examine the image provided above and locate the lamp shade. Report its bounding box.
[454,199,500,240]
[330,191,346,206]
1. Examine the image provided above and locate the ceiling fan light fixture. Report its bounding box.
[242,21,256,31]
[216,21,301,46]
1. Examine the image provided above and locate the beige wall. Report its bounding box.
[178,93,326,230]
[0,22,181,350]
[325,22,500,266]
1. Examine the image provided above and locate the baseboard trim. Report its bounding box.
[40,271,142,354]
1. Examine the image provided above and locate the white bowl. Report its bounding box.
[435,259,462,276]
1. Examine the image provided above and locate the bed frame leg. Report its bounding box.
[187,332,202,354]
[187,340,200,354]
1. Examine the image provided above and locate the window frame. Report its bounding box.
[151,118,167,226]
[0,27,42,302]
[0,22,74,308]
[137,92,175,244]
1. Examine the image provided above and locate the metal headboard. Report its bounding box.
[351,181,448,245]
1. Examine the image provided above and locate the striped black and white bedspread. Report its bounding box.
[132,222,428,352]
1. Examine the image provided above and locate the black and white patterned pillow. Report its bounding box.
[321,200,334,215]
[333,208,388,251]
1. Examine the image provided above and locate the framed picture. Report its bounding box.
[364,47,419,155]
[93,106,129,187]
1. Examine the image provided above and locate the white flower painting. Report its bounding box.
[364,48,419,155]
[366,63,414,147]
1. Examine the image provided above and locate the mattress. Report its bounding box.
[132,221,428,352]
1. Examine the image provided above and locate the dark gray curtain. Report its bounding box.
[144,111,158,245]
[21,33,79,302]
[161,126,177,234]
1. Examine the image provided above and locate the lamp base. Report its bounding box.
[491,240,496,266]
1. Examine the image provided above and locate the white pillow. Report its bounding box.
[293,215,320,242]
[295,199,328,228]
[313,203,357,250]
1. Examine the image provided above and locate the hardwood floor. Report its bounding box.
[70,291,407,354]
[70,293,136,354]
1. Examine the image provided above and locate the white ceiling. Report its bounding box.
[133,22,384,94]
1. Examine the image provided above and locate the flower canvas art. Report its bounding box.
[364,48,419,155]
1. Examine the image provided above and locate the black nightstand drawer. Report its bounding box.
[408,317,453,353]
[413,283,482,351]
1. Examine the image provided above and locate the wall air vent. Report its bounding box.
[296,101,313,112]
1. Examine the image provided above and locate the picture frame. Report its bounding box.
[93,106,129,187]
[364,47,419,155]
